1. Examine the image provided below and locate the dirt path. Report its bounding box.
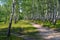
[31,23,60,40]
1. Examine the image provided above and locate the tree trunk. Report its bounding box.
[7,0,15,37]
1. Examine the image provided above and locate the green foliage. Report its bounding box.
[0,0,58,20]
[0,0,59,40]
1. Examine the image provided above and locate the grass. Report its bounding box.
[0,20,42,40]
[33,20,60,29]
[0,35,24,40]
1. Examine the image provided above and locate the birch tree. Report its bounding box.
[7,0,15,37]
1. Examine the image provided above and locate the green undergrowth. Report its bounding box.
[32,20,60,29]
[0,20,42,40]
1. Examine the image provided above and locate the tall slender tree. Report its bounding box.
[7,0,15,37]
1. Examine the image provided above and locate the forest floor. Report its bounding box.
[31,23,60,40]
[0,20,42,40]
[1,20,60,40]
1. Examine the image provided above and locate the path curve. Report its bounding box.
[31,23,60,40]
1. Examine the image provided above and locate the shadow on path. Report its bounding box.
[0,26,41,40]
[31,23,60,40]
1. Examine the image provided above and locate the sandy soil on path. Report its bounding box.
[31,23,60,40]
